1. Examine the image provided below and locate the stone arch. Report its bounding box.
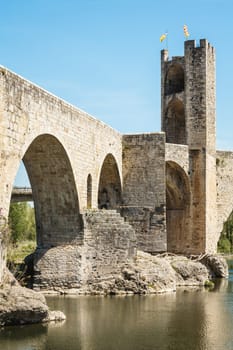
[22,134,82,248]
[98,154,122,209]
[166,161,190,253]
[165,63,184,95]
[165,98,186,144]
[87,174,92,209]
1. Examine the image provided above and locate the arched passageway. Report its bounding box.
[165,98,186,144]
[166,161,190,253]
[98,154,122,209]
[23,134,82,248]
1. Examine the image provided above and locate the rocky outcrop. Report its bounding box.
[64,251,220,295]
[0,252,228,326]
[0,269,65,327]
[200,254,229,278]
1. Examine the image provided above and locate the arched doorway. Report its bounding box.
[98,154,122,209]
[166,161,190,253]
[165,98,186,144]
[23,134,82,248]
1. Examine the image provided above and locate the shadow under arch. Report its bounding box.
[165,63,184,96]
[98,153,122,209]
[23,134,82,248]
[165,98,186,144]
[166,161,190,253]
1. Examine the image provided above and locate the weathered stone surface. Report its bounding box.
[69,251,218,295]
[201,254,229,278]
[46,310,66,323]
[0,270,65,327]
[122,133,166,253]
[0,38,230,302]
[169,256,209,286]
[216,151,233,235]
[161,39,217,254]
[32,209,137,291]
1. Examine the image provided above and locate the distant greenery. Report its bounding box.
[218,212,233,254]
[7,202,36,266]
[9,202,36,243]
[7,240,36,265]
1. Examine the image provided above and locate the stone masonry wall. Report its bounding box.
[165,143,189,173]
[0,67,122,217]
[216,151,233,237]
[185,39,217,253]
[82,210,137,284]
[122,133,166,253]
[33,210,137,290]
[0,67,122,282]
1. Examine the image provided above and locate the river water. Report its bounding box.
[1,260,233,350]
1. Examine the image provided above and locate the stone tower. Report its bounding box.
[161,39,217,253]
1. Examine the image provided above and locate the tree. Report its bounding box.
[8,203,36,243]
[218,210,233,254]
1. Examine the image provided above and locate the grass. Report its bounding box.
[7,240,36,265]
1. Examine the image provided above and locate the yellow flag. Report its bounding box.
[183,24,189,38]
[160,33,167,42]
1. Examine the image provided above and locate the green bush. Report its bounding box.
[217,236,231,254]
[217,211,233,254]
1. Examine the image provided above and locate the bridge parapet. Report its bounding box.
[11,187,33,203]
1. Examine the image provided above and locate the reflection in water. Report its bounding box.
[0,323,48,350]
[1,260,233,350]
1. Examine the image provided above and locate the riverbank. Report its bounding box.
[0,269,65,327]
[0,251,228,326]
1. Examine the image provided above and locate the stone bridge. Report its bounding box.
[0,66,165,288]
[0,39,232,290]
[11,187,33,202]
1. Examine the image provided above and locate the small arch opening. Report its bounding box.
[98,154,122,210]
[87,174,92,209]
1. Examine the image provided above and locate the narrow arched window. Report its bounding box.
[87,174,92,209]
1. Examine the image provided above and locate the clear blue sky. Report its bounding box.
[2,0,233,185]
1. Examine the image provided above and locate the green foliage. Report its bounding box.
[7,203,36,280]
[204,280,215,289]
[7,240,36,265]
[218,236,231,254]
[8,202,36,244]
[218,211,233,254]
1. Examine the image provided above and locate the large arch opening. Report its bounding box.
[166,161,190,253]
[22,134,82,248]
[98,154,122,209]
[165,98,186,144]
[165,63,184,95]
[8,163,36,280]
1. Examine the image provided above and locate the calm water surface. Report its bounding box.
[1,260,233,350]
